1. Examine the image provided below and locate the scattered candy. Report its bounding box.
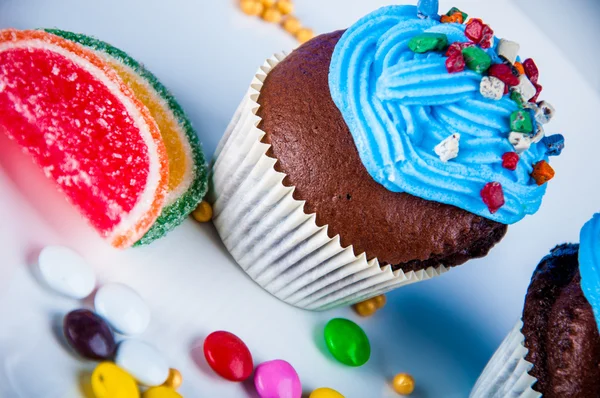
[64,309,116,361]
[531,160,555,185]
[514,61,524,75]
[353,300,377,317]
[192,201,213,223]
[445,54,465,73]
[392,373,415,395]
[116,340,170,387]
[203,331,254,382]
[479,76,504,100]
[91,362,140,398]
[508,132,532,154]
[522,58,539,84]
[162,368,183,390]
[464,18,492,47]
[510,91,526,108]
[434,133,460,162]
[324,318,370,367]
[534,101,555,124]
[142,387,183,398]
[445,42,471,57]
[542,134,565,156]
[95,283,151,335]
[37,246,96,299]
[510,110,533,134]
[501,152,519,171]
[531,123,545,144]
[416,0,439,19]
[496,39,520,64]
[530,82,543,103]
[309,387,345,398]
[446,7,467,21]
[480,182,505,214]
[479,25,494,49]
[488,64,519,87]
[512,75,537,102]
[462,46,491,73]
[408,33,448,54]
[254,360,302,398]
[440,12,463,24]
[240,0,314,44]
[240,0,265,15]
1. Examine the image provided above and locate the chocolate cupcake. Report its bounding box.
[211,1,564,310]
[471,215,600,398]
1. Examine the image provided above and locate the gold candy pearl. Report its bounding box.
[282,16,301,34]
[373,294,386,309]
[192,201,213,223]
[353,299,377,317]
[262,7,283,23]
[277,0,294,15]
[163,368,183,390]
[392,373,415,395]
[261,0,277,8]
[295,28,314,44]
[240,0,264,16]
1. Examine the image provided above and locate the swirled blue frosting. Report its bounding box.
[579,214,600,331]
[328,5,551,224]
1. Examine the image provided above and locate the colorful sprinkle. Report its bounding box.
[512,75,537,102]
[508,132,532,154]
[408,33,449,53]
[542,134,565,156]
[462,46,492,73]
[522,58,539,83]
[501,152,519,171]
[480,76,505,100]
[481,182,505,214]
[416,0,440,19]
[534,101,555,124]
[496,39,520,64]
[510,110,534,134]
[510,91,526,108]
[531,161,555,185]
[446,53,466,73]
[530,82,543,103]
[446,7,468,21]
[514,61,525,75]
[434,133,460,162]
[488,64,520,87]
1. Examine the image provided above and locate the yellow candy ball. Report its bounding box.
[262,7,283,23]
[393,373,415,395]
[240,0,264,16]
[162,368,183,390]
[309,387,345,398]
[373,294,387,309]
[282,16,302,34]
[277,0,294,15]
[295,28,314,44]
[261,0,276,7]
[192,201,213,223]
[353,299,377,317]
[142,386,183,398]
[91,362,140,398]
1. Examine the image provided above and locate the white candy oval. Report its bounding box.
[116,339,169,386]
[94,283,150,335]
[38,246,96,299]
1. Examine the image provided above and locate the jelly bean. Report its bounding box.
[142,386,183,398]
[91,362,140,398]
[116,340,170,386]
[95,283,150,335]
[254,360,302,398]
[203,331,253,382]
[38,246,95,299]
[531,161,555,186]
[324,318,370,367]
[162,368,183,390]
[392,373,415,395]
[309,387,345,398]
[480,182,505,214]
[501,152,519,171]
[64,309,116,360]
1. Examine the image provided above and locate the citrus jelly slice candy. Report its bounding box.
[0,30,168,248]
[47,29,208,245]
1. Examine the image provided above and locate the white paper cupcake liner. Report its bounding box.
[209,54,448,311]
[470,320,541,398]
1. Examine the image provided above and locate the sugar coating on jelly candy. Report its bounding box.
[0,30,168,248]
[47,29,208,246]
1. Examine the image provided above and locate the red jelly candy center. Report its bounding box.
[203,331,254,382]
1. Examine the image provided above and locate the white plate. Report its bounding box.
[0,0,599,397]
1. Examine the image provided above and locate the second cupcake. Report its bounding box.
[211,1,565,310]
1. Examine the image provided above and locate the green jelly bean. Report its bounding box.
[324,318,371,367]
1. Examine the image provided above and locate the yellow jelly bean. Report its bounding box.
[162,368,183,390]
[192,201,213,223]
[392,373,415,395]
[91,362,140,398]
[142,386,183,398]
[309,387,345,398]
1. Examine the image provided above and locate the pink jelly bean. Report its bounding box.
[254,360,301,398]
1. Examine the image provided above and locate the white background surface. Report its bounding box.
[0,1,599,397]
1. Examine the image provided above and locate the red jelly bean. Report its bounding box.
[501,152,519,171]
[480,25,494,49]
[488,64,520,87]
[64,309,116,361]
[446,54,465,73]
[203,331,253,382]
[530,83,543,103]
[465,18,484,43]
[481,182,505,214]
[522,59,539,84]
